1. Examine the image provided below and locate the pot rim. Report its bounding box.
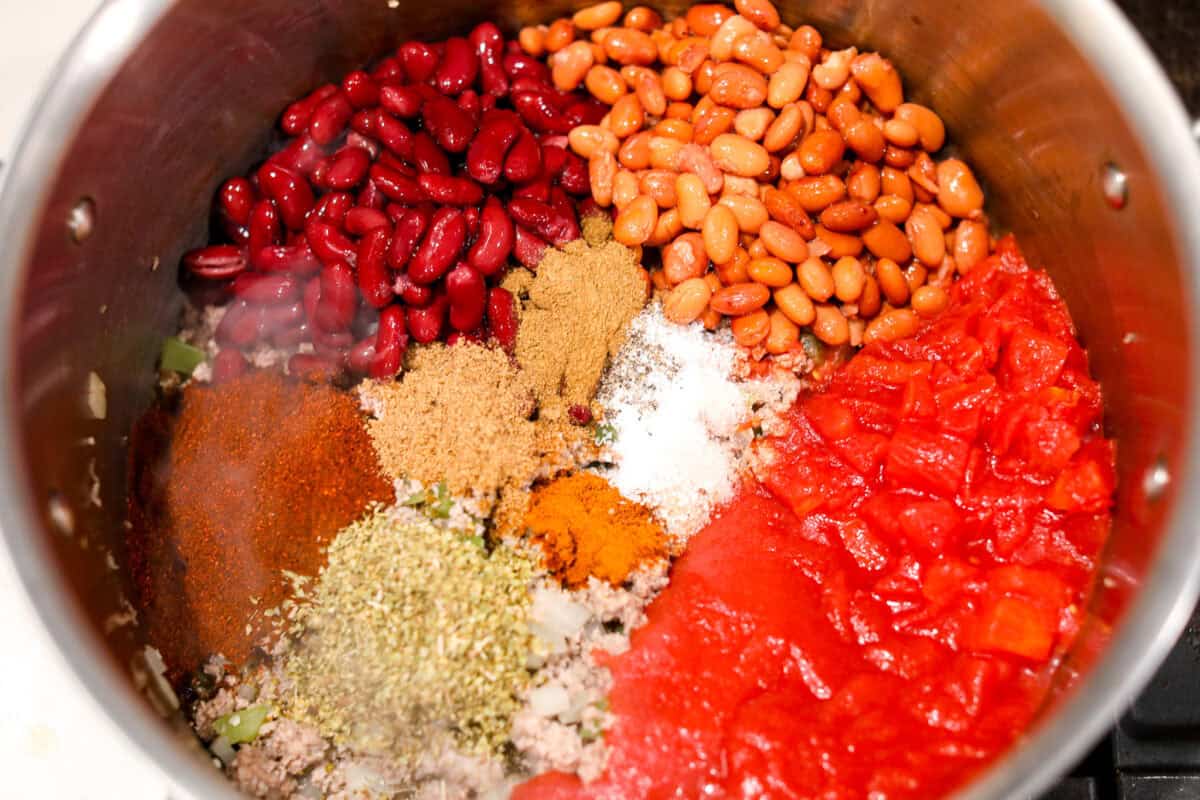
[0,3,1197,800]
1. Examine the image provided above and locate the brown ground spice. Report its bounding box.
[362,343,540,497]
[523,473,667,588]
[514,222,649,420]
[126,371,391,683]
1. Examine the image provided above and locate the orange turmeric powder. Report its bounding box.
[524,473,667,587]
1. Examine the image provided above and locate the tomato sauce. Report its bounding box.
[516,238,1115,799]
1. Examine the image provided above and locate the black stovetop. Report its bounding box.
[1040,602,1200,800]
[1039,4,1198,799]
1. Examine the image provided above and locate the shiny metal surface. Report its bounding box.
[0,1,1197,799]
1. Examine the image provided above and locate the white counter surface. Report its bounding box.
[1,1,171,796]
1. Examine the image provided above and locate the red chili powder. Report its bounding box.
[126,370,392,683]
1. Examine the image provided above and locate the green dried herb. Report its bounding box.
[282,510,536,764]
[593,422,618,445]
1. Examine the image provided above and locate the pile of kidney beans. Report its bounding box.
[182,23,602,381]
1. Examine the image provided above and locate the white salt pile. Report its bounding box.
[595,305,800,545]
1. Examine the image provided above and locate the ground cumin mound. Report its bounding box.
[126,370,392,682]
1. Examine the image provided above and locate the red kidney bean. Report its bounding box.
[305,219,357,265]
[315,261,358,331]
[418,174,483,206]
[565,99,608,127]
[509,197,578,246]
[434,37,479,96]
[548,187,581,244]
[470,22,508,98]
[512,176,552,202]
[350,109,376,137]
[466,115,522,184]
[348,333,376,374]
[512,91,572,134]
[212,349,249,383]
[344,207,391,235]
[357,179,384,211]
[487,287,518,352]
[289,353,342,382]
[261,300,305,330]
[370,304,408,378]
[409,207,467,284]
[341,70,380,108]
[272,321,311,348]
[312,191,353,226]
[446,262,486,332]
[311,327,355,350]
[357,227,393,309]
[303,274,322,320]
[215,300,260,347]
[324,147,372,190]
[232,273,301,304]
[394,271,434,307]
[468,196,514,275]
[281,84,337,136]
[370,56,405,85]
[271,134,326,176]
[457,89,482,119]
[248,200,282,254]
[504,128,543,183]
[376,150,413,175]
[559,152,590,195]
[251,243,322,275]
[346,131,379,158]
[411,131,452,175]
[219,177,255,226]
[541,143,568,177]
[422,96,476,153]
[308,92,354,146]
[184,244,247,279]
[463,206,481,238]
[380,85,424,118]
[257,163,315,230]
[369,164,428,205]
[399,41,439,83]
[388,207,431,270]
[513,225,549,268]
[374,111,415,158]
[407,293,448,343]
[503,52,551,85]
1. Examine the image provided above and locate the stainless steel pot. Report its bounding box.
[1,1,1198,797]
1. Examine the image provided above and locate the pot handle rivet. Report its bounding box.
[1143,456,1170,502]
[47,490,75,536]
[67,197,96,243]
[1101,163,1128,210]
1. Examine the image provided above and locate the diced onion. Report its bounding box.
[528,685,571,717]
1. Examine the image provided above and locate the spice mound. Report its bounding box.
[524,473,667,588]
[282,508,537,766]
[361,342,540,497]
[514,228,649,419]
[126,370,391,681]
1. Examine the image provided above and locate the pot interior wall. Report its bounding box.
[8,0,1190,794]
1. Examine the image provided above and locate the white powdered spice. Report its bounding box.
[596,306,800,544]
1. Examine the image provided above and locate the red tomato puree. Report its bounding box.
[517,237,1115,799]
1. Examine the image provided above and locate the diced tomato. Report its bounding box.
[1001,324,1070,394]
[838,517,891,572]
[1047,455,1115,513]
[521,238,1115,800]
[897,499,962,553]
[885,422,971,496]
[968,595,1056,661]
[901,375,937,419]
